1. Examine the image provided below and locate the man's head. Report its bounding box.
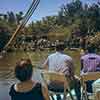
[87,44,96,53]
[56,42,66,51]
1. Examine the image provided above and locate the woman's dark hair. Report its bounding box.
[15,58,33,82]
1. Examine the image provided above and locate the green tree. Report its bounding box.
[16,11,23,24]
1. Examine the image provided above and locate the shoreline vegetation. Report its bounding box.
[0,0,100,52]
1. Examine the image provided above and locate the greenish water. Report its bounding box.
[0,50,49,68]
[0,49,81,99]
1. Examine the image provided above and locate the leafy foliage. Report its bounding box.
[1,0,100,49]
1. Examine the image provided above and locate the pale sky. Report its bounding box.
[0,0,98,22]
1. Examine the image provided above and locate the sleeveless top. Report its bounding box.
[9,83,45,100]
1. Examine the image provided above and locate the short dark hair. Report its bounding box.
[87,44,96,53]
[56,42,65,51]
[15,59,33,82]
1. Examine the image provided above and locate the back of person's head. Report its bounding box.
[15,58,33,82]
[87,44,96,53]
[56,42,66,51]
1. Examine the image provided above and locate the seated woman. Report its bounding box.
[9,58,49,100]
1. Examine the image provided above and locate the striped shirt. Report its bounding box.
[44,52,74,77]
[81,53,100,73]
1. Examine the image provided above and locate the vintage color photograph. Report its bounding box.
[0,0,100,100]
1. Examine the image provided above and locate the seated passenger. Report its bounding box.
[80,45,100,93]
[9,58,49,100]
[43,42,81,100]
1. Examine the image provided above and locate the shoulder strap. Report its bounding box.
[9,84,15,96]
[33,83,45,100]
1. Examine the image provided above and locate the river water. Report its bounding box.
[0,50,51,100]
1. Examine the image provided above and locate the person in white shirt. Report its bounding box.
[43,42,81,100]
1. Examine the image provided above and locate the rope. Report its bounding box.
[4,0,40,49]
